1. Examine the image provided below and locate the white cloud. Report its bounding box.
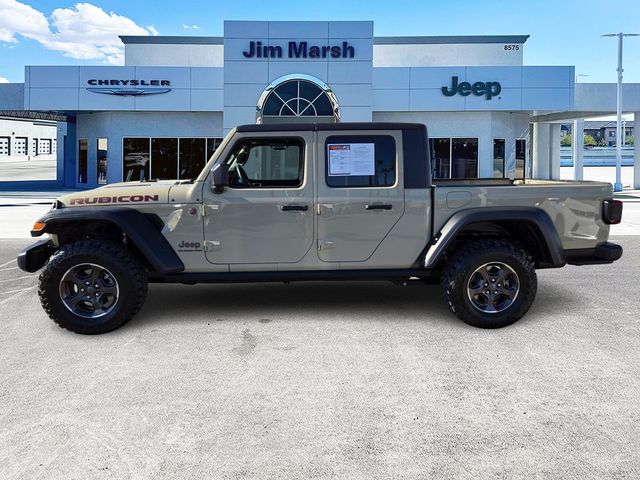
[182,24,200,30]
[0,0,159,64]
[0,75,9,83]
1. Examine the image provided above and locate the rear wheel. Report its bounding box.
[38,240,148,334]
[441,239,537,328]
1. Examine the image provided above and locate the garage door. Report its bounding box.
[14,137,27,155]
[0,137,9,156]
[38,139,52,155]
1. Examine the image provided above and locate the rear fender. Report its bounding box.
[424,207,566,269]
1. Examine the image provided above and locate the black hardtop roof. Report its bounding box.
[235,122,426,133]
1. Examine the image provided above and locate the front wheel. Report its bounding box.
[38,240,148,334]
[441,239,537,329]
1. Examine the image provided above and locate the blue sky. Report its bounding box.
[1,0,639,84]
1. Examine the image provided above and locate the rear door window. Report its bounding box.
[325,135,396,188]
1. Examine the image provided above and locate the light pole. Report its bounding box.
[601,33,640,192]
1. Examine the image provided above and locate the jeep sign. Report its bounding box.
[442,76,502,100]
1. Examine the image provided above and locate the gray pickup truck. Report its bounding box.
[18,123,623,334]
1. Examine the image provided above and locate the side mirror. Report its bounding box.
[211,163,229,194]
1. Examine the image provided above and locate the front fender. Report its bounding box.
[30,207,184,275]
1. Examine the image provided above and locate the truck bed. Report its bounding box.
[432,179,613,251]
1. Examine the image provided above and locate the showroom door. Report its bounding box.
[203,131,314,266]
[316,131,405,263]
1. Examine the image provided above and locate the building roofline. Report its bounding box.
[374,35,530,45]
[119,36,224,45]
[119,34,530,46]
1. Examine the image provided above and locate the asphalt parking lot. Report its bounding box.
[0,234,639,479]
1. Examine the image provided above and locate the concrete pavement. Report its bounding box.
[0,237,638,479]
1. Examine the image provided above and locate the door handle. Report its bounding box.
[365,204,392,211]
[280,204,309,212]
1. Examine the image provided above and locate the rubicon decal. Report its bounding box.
[69,195,160,205]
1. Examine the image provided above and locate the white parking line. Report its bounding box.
[0,266,20,272]
[1,287,36,295]
[0,259,16,268]
[0,275,33,283]
[0,286,36,306]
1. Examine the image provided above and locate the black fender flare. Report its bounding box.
[31,207,184,275]
[424,207,566,269]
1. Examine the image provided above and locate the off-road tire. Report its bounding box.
[441,239,537,329]
[38,240,148,334]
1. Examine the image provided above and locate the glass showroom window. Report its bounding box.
[493,139,506,178]
[123,138,150,182]
[515,139,527,179]
[429,138,478,179]
[325,135,396,188]
[151,138,178,180]
[179,138,206,180]
[97,138,108,184]
[123,137,224,182]
[207,138,222,160]
[429,138,451,179]
[78,139,88,184]
[451,138,478,178]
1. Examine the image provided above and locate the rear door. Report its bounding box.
[316,130,405,263]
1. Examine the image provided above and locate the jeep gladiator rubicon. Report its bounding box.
[18,123,623,334]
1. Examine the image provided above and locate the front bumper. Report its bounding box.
[17,239,57,273]
[565,241,623,266]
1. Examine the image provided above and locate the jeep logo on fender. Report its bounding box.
[442,76,502,100]
[177,240,202,252]
[69,195,159,205]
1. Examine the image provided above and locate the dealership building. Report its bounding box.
[0,20,639,188]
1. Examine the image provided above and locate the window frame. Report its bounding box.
[223,136,306,190]
[324,134,397,189]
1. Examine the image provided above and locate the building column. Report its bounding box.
[572,119,584,181]
[635,112,640,189]
[549,124,561,179]
[532,122,550,179]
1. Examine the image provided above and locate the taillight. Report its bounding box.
[602,199,623,225]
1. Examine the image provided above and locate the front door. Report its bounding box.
[203,132,314,266]
[316,131,405,263]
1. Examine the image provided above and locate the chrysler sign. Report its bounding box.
[86,79,172,96]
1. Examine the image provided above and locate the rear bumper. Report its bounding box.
[565,242,623,266]
[17,239,57,273]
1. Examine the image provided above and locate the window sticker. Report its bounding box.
[328,143,375,176]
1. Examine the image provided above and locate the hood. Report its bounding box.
[59,180,177,207]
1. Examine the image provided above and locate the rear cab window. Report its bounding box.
[325,135,396,188]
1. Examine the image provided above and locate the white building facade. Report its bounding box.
[1,20,639,188]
